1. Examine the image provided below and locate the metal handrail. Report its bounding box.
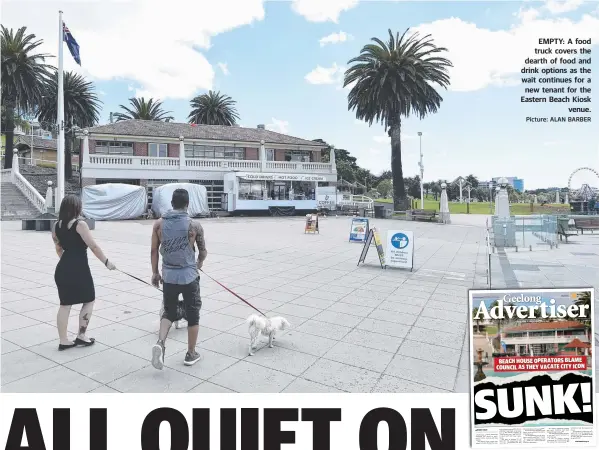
[485,218,492,288]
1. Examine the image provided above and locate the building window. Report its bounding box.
[149,143,168,158]
[238,181,264,200]
[95,141,134,155]
[185,144,245,160]
[266,149,274,161]
[284,150,311,162]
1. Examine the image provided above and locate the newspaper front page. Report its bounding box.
[469,288,596,448]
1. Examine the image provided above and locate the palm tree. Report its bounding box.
[113,97,173,122]
[1,106,31,132]
[1,26,53,169]
[344,29,452,210]
[188,90,240,126]
[37,71,101,179]
[472,307,483,333]
[574,291,592,340]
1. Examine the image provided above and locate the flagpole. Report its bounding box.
[56,10,65,208]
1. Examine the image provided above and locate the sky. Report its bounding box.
[3,0,599,190]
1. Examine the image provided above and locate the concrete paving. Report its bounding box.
[1,215,597,393]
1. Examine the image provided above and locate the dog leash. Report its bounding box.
[200,269,267,317]
[118,269,163,292]
[118,269,267,317]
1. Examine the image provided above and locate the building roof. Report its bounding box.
[15,135,57,151]
[86,120,324,148]
[504,321,586,333]
[564,338,591,349]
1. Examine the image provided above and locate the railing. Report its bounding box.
[140,157,179,167]
[186,159,261,170]
[85,155,333,174]
[503,335,589,344]
[13,171,46,213]
[485,218,492,288]
[338,194,374,209]
[90,155,133,165]
[490,215,559,251]
[265,161,331,172]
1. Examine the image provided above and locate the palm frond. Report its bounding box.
[113,97,174,122]
[188,90,240,126]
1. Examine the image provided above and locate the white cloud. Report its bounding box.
[319,31,352,47]
[2,0,265,100]
[97,90,107,96]
[266,118,289,134]
[411,8,599,92]
[305,63,344,85]
[291,0,358,23]
[544,0,584,14]
[217,62,230,76]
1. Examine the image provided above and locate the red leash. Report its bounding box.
[118,269,267,317]
[200,269,267,317]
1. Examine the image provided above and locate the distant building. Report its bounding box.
[502,321,590,356]
[491,177,524,192]
[479,180,494,190]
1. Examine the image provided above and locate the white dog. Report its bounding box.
[247,315,290,356]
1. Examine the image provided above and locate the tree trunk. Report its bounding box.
[3,106,15,169]
[389,119,406,210]
[64,131,73,179]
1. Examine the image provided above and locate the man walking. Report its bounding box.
[150,188,207,369]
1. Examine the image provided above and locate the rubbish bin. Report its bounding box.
[374,205,385,218]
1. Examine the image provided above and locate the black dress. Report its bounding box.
[54,219,96,305]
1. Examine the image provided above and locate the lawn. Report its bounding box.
[376,198,569,215]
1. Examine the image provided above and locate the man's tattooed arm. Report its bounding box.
[189,220,207,268]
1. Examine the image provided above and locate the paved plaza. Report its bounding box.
[1,215,598,393]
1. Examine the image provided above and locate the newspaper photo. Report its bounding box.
[469,288,595,448]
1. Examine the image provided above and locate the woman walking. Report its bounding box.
[52,195,116,350]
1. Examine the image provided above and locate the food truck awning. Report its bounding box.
[236,173,328,182]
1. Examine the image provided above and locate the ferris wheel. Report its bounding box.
[568,167,599,201]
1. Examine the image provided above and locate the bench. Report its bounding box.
[557,219,577,243]
[21,216,96,232]
[574,217,599,234]
[411,209,437,221]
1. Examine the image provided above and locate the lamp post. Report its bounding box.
[418,132,424,209]
[30,119,34,166]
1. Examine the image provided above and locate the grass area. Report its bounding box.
[485,326,498,335]
[377,198,569,215]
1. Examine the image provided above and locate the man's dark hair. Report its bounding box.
[171,189,190,210]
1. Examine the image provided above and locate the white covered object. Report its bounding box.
[151,183,209,217]
[82,183,147,220]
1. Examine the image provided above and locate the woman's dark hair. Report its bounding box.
[58,195,82,226]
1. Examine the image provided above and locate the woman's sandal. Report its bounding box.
[58,342,77,351]
[75,337,95,347]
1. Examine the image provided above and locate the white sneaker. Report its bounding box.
[151,341,165,370]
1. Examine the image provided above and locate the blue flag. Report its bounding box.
[63,22,81,65]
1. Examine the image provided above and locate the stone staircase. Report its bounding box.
[19,165,80,197]
[1,182,42,220]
